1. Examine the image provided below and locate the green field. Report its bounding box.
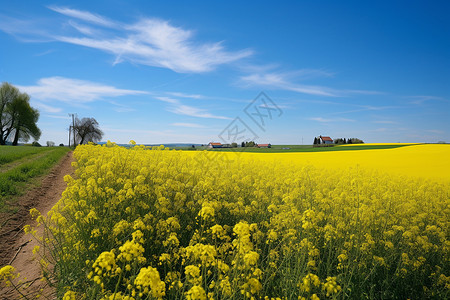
[0,146,70,211]
[184,143,418,153]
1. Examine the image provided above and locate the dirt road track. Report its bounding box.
[0,151,74,300]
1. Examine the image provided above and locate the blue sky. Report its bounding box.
[0,1,449,145]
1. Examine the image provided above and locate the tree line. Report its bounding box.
[313,137,364,145]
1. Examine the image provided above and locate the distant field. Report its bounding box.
[0,146,70,211]
[223,143,450,183]
[198,143,418,153]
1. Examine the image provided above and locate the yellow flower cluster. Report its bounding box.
[0,266,18,287]
[12,143,448,299]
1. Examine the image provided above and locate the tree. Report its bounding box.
[11,95,41,146]
[73,117,104,145]
[241,141,245,147]
[0,82,41,145]
[47,141,55,147]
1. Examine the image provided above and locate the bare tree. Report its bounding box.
[73,117,104,145]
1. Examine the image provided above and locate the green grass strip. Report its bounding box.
[0,146,55,166]
[0,147,70,210]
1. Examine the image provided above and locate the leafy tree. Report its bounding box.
[74,117,104,145]
[47,141,55,147]
[241,141,245,147]
[231,142,238,148]
[0,82,41,145]
[348,138,364,144]
[11,95,41,146]
[59,143,65,147]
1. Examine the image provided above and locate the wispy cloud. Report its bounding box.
[408,95,448,105]
[48,6,117,27]
[424,129,444,134]
[308,117,355,123]
[44,114,71,120]
[108,100,136,113]
[154,96,230,120]
[166,92,204,99]
[18,76,147,104]
[171,122,205,128]
[373,120,397,124]
[240,71,380,97]
[32,101,63,113]
[240,72,337,96]
[0,7,253,73]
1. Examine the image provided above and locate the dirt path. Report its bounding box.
[0,151,74,300]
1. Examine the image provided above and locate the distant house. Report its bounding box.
[257,143,271,148]
[208,142,223,148]
[319,136,333,144]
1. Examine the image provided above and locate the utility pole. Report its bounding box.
[69,113,76,147]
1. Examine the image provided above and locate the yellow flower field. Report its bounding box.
[2,142,449,299]
[242,144,450,182]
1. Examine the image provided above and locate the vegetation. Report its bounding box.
[0,82,41,145]
[0,145,54,166]
[3,143,448,299]
[73,117,104,145]
[0,146,70,211]
[207,144,416,153]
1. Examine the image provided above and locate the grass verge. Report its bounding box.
[0,147,70,211]
[0,146,56,166]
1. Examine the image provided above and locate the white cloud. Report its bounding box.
[308,117,355,122]
[169,104,230,120]
[408,95,447,105]
[241,72,337,96]
[240,71,380,97]
[171,122,205,128]
[48,6,116,28]
[68,20,97,36]
[32,101,63,113]
[166,92,204,99]
[17,77,147,103]
[373,120,396,124]
[45,8,252,73]
[153,96,230,120]
[424,129,444,134]
[44,114,71,120]
[1,7,252,73]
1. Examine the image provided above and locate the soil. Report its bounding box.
[0,151,74,300]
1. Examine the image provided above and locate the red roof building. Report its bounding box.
[319,136,333,144]
[256,143,271,148]
[208,142,223,148]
